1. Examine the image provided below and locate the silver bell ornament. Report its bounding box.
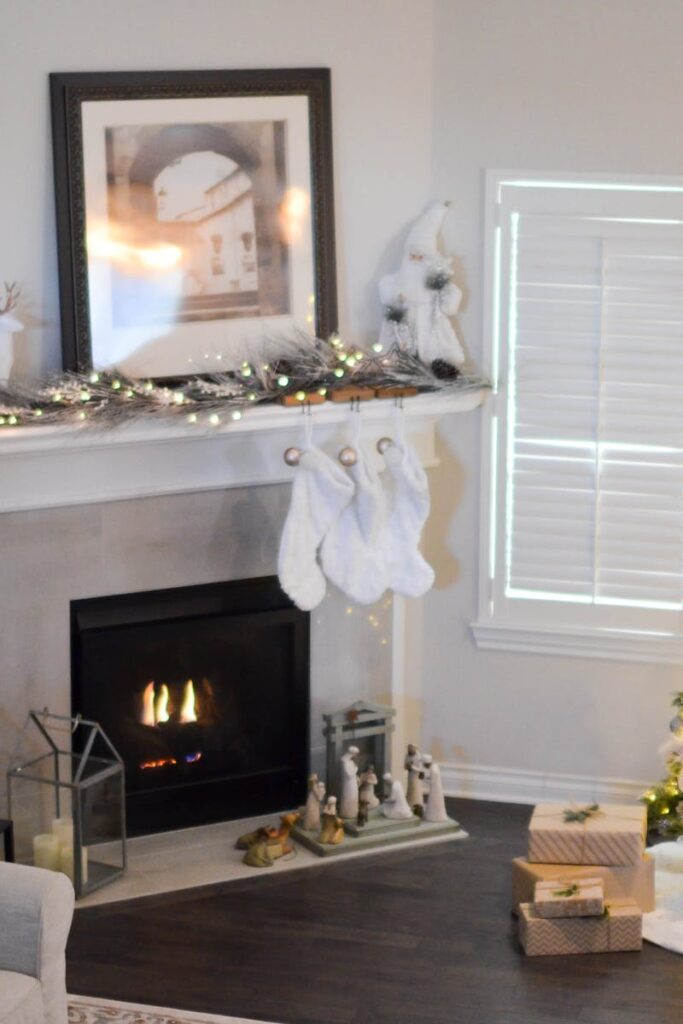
[338,446,358,467]
[376,436,393,455]
[283,447,302,467]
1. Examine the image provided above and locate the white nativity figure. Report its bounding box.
[378,201,465,371]
[0,283,23,383]
[381,772,414,820]
[359,766,380,810]
[339,745,360,819]
[423,758,449,823]
[302,773,326,831]
[406,765,424,815]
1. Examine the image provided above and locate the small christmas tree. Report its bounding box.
[642,692,683,836]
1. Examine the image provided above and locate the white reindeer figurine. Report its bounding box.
[0,283,23,382]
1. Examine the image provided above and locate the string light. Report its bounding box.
[209,413,220,426]
[277,375,289,387]
[372,342,384,353]
[247,392,257,402]
[231,410,242,421]
[89,372,100,384]
[334,367,344,378]
[79,391,90,402]
[241,362,252,378]
[295,391,306,402]
[111,380,121,390]
[317,387,327,396]
[173,392,184,405]
[8,415,17,426]
[187,413,198,424]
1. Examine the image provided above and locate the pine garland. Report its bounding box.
[0,333,488,431]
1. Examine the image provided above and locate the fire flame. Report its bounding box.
[180,679,198,724]
[140,679,199,726]
[155,684,170,724]
[141,682,156,727]
[140,757,177,770]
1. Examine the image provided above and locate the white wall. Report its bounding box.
[3,0,682,802]
[0,0,434,374]
[424,0,683,798]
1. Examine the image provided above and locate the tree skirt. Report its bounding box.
[642,841,683,955]
[69,996,277,1024]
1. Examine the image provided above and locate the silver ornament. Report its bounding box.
[376,436,393,455]
[283,446,302,466]
[338,446,358,467]
[670,714,683,738]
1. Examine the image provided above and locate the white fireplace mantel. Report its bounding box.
[0,390,485,514]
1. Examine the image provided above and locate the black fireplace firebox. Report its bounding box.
[71,577,309,836]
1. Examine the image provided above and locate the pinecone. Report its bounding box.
[271,359,293,376]
[431,359,460,381]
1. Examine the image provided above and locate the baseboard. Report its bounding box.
[440,762,650,806]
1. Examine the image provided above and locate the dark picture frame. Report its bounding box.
[50,68,337,378]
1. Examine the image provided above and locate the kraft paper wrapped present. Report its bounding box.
[518,898,642,956]
[528,803,646,866]
[534,877,604,918]
[511,855,655,913]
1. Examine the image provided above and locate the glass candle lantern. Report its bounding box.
[7,710,126,899]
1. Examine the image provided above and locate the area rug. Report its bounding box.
[69,995,277,1024]
[643,841,683,955]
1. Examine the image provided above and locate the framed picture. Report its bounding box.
[50,68,337,379]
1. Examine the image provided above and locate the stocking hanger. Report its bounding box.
[338,397,361,467]
[282,402,313,467]
[376,395,405,455]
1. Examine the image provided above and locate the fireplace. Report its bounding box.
[71,576,309,836]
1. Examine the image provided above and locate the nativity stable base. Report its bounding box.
[291,808,462,858]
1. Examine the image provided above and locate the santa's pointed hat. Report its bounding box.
[404,201,449,258]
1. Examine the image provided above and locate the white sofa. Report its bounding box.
[0,863,74,1024]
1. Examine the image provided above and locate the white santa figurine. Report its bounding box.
[378,201,465,374]
[381,772,413,820]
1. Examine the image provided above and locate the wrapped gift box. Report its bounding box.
[519,898,642,956]
[511,855,655,913]
[528,803,646,866]
[534,877,604,918]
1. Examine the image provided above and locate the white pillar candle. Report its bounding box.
[51,818,73,848]
[33,833,61,871]
[60,842,88,887]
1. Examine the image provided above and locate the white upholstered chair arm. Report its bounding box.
[0,863,74,1024]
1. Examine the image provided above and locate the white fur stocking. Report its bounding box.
[321,443,388,605]
[278,447,354,611]
[382,429,435,598]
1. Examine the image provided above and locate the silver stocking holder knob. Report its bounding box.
[376,436,393,454]
[338,446,358,467]
[284,446,303,466]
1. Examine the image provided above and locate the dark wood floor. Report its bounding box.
[67,800,681,1024]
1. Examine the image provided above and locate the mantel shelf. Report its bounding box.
[0,389,486,515]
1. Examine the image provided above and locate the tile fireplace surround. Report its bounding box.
[0,391,483,850]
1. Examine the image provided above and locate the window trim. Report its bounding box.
[472,169,683,664]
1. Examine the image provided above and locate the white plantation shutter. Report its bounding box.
[478,175,683,653]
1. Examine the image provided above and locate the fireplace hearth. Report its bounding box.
[71,577,309,836]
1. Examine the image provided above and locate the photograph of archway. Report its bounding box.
[105,120,290,328]
[51,69,337,379]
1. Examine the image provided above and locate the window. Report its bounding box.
[473,172,683,662]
